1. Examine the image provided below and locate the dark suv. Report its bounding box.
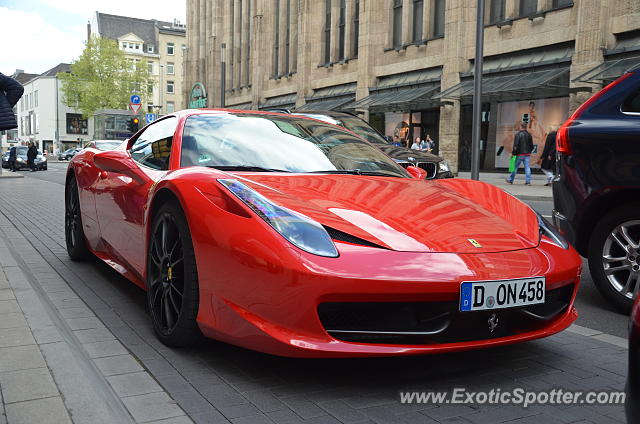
[553,69,640,312]
[284,110,453,179]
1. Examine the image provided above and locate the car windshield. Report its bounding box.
[95,141,122,150]
[16,147,27,155]
[295,114,388,145]
[181,114,407,178]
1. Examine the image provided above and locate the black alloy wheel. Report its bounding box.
[147,202,201,347]
[65,175,89,260]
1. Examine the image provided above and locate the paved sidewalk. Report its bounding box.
[0,173,23,179]
[457,171,552,201]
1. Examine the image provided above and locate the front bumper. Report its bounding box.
[194,233,582,357]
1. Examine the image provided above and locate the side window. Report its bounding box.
[130,117,177,170]
[622,89,640,114]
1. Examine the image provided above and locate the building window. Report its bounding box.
[167,81,174,94]
[352,0,360,57]
[167,42,175,55]
[147,45,154,53]
[66,113,88,135]
[552,0,573,7]
[148,62,153,73]
[34,91,38,108]
[413,0,424,43]
[166,102,175,113]
[245,0,251,85]
[274,0,280,75]
[338,0,346,60]
[167,63,175,75]
[432,0,445,38]
[323,0,331,64]
[519,0,537,16]
[392,0,402,49]
[284,0,291,74]
[489,0,505,24]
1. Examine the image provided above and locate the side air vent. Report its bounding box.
[323,226,387,249]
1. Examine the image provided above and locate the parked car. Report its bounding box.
[276,110,453,179]
[83,140,124,151]
[1,147,47,170]
[58,148,81,161]
[65,110,580,356]
[627,294,640,423]
[553,69,640,312]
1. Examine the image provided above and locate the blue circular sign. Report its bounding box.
[130,95,141,104]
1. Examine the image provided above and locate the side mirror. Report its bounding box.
[93,150,134,173]
[406,165,427,180]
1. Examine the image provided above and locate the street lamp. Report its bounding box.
[471,0,485,181]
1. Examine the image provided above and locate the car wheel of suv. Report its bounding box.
[589,204,640,313]
[147,202,202,347]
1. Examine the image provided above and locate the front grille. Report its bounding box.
[318,283,575,345]
[416,162,437,179]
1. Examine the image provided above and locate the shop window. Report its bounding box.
[66,113,88,135]
[413,0,424,43]
[338,0,346,60]
[489,0,505,24]
[323,0,331,63]
[432,0,445,38]
[392,0,402,49]
[519,0,537,16]
[552,0,573,7]
[352,0,360,57]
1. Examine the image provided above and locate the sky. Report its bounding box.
[0,0,186,76]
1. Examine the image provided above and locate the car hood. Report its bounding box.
[234,174,539,253]
[375,145,442,163]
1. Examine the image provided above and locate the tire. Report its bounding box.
[65,175,89,260]
[147,202,202,347]
[588,203,640,313]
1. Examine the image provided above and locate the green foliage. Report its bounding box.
[59,36,154,118]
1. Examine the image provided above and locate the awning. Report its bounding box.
[436,68,569,100]
[353,67,442,111]
[259,93,297,110]
[295,83,356,111]
[227,102,253,110]
[573,32,640,83]
[478,43,573,75]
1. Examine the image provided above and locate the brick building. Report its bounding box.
[185,0,640,172]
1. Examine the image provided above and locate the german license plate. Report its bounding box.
[459,277,545,312]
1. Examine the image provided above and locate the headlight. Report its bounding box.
[17,158,23,162]
[438,160,450,173]
[537,212,569,249]
[218,179,339,257]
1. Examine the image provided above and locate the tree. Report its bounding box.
[59,36,154,118]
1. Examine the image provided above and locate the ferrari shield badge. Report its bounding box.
[467,238,482,248]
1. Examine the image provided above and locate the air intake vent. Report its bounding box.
[323,226,387,249]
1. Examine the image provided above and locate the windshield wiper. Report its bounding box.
[308,169,399,177]
[209,165,291,173]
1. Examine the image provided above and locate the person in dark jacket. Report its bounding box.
[27,142,37,172]
[538,129,557,186]
[0,73,24,131]
[8,146,17,172]
[507,122,534,185]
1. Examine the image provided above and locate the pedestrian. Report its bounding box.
[424,134,435,153]
[27,142,37,172]
[0,72,24,132]
[410,137,422,150]
[538,128,557,186]
[392,135,401,146]
[8,145,17,172]
[507,121,534,185]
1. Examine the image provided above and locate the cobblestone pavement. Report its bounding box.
[0,170,629,424]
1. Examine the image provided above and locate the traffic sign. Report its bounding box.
[130,95,141,104]
[146,113,157,124]
[129,103,142,114]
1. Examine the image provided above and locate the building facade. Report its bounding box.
[91,13,187,116]
[14,64,95,155]
[185,0,640,172]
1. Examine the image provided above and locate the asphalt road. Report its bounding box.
[20,162,631,338]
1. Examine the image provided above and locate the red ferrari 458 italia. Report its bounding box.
[65,110,581,357]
